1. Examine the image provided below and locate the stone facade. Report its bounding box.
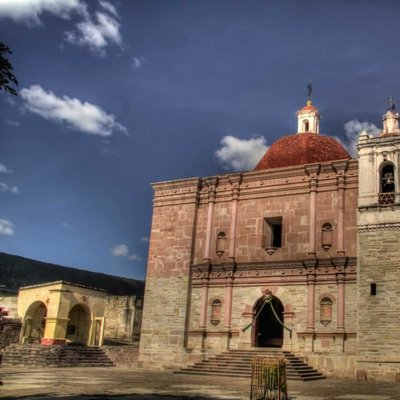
[104,295,142,342]
[139,102,400,381]
[139,178,201,367]
[356,113,400,381]
[139,154,359,372]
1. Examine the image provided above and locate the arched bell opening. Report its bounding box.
[66,304,91,346]
[252,295,284,348]
[379,162,395,205]
[303,120,310,132]
[21,301,47,344]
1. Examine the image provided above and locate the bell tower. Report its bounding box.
[357,100,400,381]
[296,83,320,134]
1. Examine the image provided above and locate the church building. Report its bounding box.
[139,96,400,382]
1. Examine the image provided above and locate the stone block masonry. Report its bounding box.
[138,178,201,368]
[357,227,400,381]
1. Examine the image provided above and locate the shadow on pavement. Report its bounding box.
[0,395,251,400]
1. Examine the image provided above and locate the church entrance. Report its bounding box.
[22,301,47,343]
[66,304,91,345]
[253,295,284,347]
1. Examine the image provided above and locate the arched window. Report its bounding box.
[210,299,222,325]
[320,297,333,327]
[321,223,333,251]
[216,232,226,257]
[303,120,309,132]
[379,162,395,205]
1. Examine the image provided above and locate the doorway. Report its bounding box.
[253,295,284,347]
[66,304,91,345]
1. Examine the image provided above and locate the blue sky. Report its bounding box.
[0,0,397,280]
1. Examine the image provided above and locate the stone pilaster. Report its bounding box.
[203,178,218,262]
[333,161,348,256]
[305,165,320,256]
[228,174,242,261]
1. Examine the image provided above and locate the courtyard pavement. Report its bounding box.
[1,366,400,400]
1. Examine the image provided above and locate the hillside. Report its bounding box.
[0,252,144,296]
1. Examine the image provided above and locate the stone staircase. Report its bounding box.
[175,349,325,381]
[1,344,115,367]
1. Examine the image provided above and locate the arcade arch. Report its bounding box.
[21,301,47,343]
[66,303,92,345]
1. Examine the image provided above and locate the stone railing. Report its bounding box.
[378,192,395,205]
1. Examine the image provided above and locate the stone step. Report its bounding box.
[1,344,115,368]
[175,349,325,381]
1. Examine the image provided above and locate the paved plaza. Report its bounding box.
[1,367,400,400]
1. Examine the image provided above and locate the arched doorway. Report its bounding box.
[66,304,91,345]
[253,295,284,347]
[22,301,47,343]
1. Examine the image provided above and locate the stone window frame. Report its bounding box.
[262,216,283,255]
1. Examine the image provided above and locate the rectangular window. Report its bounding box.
[263,217,283,249]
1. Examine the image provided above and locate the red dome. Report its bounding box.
[254,132,350,170]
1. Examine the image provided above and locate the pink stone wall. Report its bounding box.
[139,178,201,367]
[140,160,359,368]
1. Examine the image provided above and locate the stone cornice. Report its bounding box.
[151,160,358,205]
[152,178,201,207]
[190,257,357,287]
[358,223,400,232]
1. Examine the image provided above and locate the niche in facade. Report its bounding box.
[216,232,226,257]
[210,299,222,325]
[320,297,333,327]
[321,223,333,251]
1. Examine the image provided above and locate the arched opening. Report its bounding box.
[216,232,226,257]
[210,299,222,326]
[252,295,284,347]
[303,120,310,132]
[66,304,91,345]
[321,223,333,251]
[22,301,47,343]
[379,162,395,205]
[320,297,333,326]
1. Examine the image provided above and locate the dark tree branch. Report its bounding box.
[0,42,18,96]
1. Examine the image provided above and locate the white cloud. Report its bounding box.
[111,244,129,257]
[20,85,127,136]
[4,119,20,127]
[0,219,14,235]
[0,164,12,174]
[127,253,141,261]
[3,96,16,106]
[0,182,19,194]
[61,221,70,228]
[0,0,86,25]
[65,10,121,55]
[0,0,122,56]
[336,119,380,157]
[111,243,141,262]
[140,236,150,243]
[215,135,268,171]
[99,0,118,17]
[132,56,145,70]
